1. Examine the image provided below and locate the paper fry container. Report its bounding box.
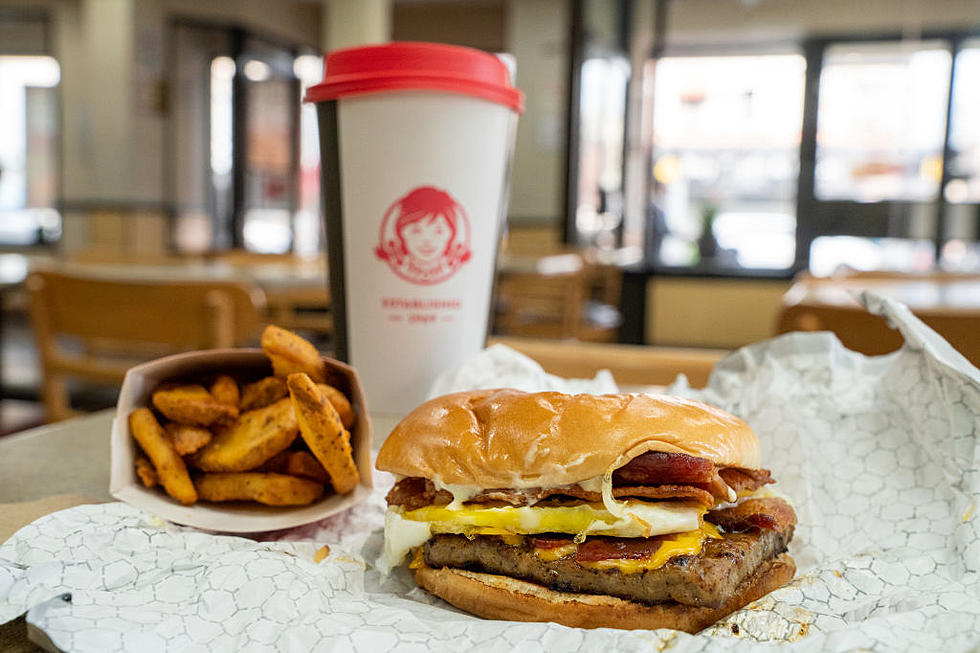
[110,349,373,533]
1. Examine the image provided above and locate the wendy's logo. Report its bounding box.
[374,186,472,285]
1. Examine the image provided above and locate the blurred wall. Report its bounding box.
[647,279,791,348]
[392,0,505,51]
[0,0,321,254]
[505,0,568,225]
[666,0,980,46]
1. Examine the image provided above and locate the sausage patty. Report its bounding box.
[422,527,792,608]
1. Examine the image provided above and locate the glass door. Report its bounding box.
[169,23,305,254]
[646,53,805,270]
[941,39,980,270]
[796,37,979,275]
[239,37,299,253]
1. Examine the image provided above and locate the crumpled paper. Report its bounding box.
[428,343,619,397]
[1,291,978,652]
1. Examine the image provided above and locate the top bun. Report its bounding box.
[376,389,760,488]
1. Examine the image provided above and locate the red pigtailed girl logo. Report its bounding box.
[374,186,472,285]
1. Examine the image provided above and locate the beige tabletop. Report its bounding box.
[0,410,405,526]
[0,388,669,649]
[0,411,114,505]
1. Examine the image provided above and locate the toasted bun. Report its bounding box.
[414,553,795,633]
[376,389,759,487]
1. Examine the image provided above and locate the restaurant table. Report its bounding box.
[0,409,405,651]
[0,409,406,508]
[0,374,669,650]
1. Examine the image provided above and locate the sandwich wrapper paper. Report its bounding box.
[1,291,978,651]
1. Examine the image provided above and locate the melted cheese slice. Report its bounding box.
[380,500,704,572]
[533,543,577,561]
[531,522,721,572]
[578,523,720,573]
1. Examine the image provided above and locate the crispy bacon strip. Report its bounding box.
[472,488,550,505]
[719,467,774,494]
[575,537,661,562]
[386,478,715,509]
[529,536,573,550]
[385,477,450,510]
[706,498,796,533]
[533,484,714,508]
[612,451,715,486]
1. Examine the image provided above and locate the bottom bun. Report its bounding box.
[415,553,796,632]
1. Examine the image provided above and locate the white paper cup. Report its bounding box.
[305,42,524,416]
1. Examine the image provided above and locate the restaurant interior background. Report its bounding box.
[0,0,978,434]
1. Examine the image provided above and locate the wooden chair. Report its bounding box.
[63,246,192,267]
[210,250,332,336]
[263,286,332,336]
[489,336,727,389]
[494,266,585,339]
[776,271,980,366]
[493,252,623,342]
[26,270,266,422]
[576,259,623,342]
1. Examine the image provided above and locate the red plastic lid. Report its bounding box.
[304,42,524,113]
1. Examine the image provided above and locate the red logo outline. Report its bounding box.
[374,186,472,286]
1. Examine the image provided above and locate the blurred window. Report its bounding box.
[940,39,980,271]
[171,22,317,255]
[647,54,805,269]
[565,0,631,253]
[575,56,630,249]
[171,24,233,253]
[0,55,60,246]
[294,54,324,257]
[809,236,936,277]
[815,41,951,203]
[240,41,299,254]
[799,37,980,275]
[946,40,980,205]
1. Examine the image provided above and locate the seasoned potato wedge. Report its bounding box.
[256,448,293,474]
[284,450,330,485]
[316,383,356,429]
[195,472,324,506]
[210,375,240,408]
[257,450,330,484]
[165,422,213,456]
[262,325,326,383]
[134,455,158,488]
[240,376,288,412]
[152,384,237,427]
[129,408,197,504]
[287,373,359,494]
[192,398,298,472]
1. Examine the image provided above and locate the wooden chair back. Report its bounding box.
[493,253,624,342]
[494,268,585,339]
[489,336,727,389]
[208,250,332,336]
[776,274,980,366]
[26,270,266,422]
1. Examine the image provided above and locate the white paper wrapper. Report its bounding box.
[427,343,619,397]
[2,291,979,652]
